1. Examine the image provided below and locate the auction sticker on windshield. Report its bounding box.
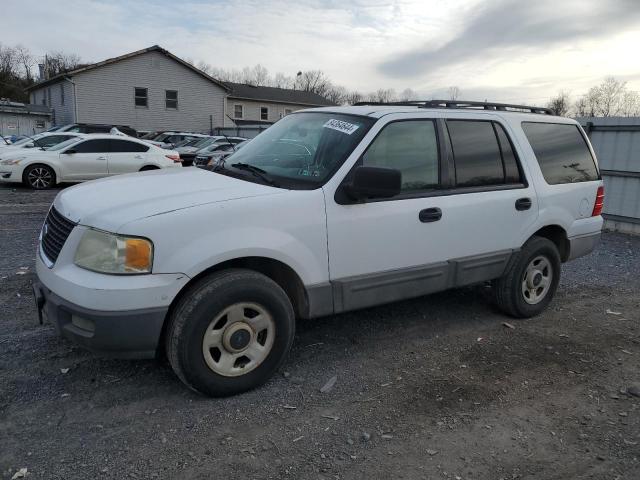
[323,119,360,135]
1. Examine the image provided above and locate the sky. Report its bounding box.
[3,0,640,104]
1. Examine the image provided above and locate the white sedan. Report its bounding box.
[0,134,182,189]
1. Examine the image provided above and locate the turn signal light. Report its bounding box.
[592,185,605,216]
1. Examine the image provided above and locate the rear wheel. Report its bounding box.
[23,164,55,189]
[165,269,295,397]
[493,237,561,318]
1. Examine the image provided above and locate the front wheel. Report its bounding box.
[23,164,56,189]
[493,237,561,318]
[165,269,295,397]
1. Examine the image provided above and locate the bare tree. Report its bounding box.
[271,72,293,89]
[296,70,331,96]
[398,88,417,101]
[368,88,397,103]
[44,51,82,77]
[620,90,640,117]
[15,45,34,81]
[448,86,461,100]
[324,85,347,105]
[547,91,571,116]
[345,91,364,105]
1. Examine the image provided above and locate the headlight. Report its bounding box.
[0,156,26,165]
[74,229,153,274]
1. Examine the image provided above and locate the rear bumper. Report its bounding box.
[33,278,167,359]
[568,231,601,261]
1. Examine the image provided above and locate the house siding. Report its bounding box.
[72,51,226,132]
[30,80,77,126]
[224,98,314,127]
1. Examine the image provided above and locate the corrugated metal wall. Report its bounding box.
[578,117,640,234]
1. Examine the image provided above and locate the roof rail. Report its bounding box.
[353,99,553,115]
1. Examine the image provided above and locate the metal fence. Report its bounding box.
[578,117,640,235]
[213,126,271,139]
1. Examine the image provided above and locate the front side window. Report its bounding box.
[166,90,178,109]
[260,107,269,121]
[234,104,243,118]
[135,87,148,107]
[222,112,375,188]
[69,139,110,153]
[447,120,523,188]
[362,120,439,192]
[109,139,149,153]
[522,122,599,184]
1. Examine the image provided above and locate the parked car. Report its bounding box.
[0,134,181,189]
[145,132,206,149]
[175,135,246,155]
[1,136,12,145]
[56,123,138,137]
[0,132,85,152]
[198,140,250,168]
[32,101,604,397]
[181,137,247,167]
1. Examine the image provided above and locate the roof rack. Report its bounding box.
[353,99,553,115]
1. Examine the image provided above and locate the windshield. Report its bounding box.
[219,112,374,188]
[46,137,81,151]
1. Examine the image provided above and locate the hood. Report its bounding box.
[0,147,49,159]
[176,146,199,154]
[54,167,281,232]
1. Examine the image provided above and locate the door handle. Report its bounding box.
[134,155,143,159]
[419,207,442,223]
[515,198,532,211]
[97,156,107,161]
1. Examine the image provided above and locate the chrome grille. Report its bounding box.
[41,207,76,263]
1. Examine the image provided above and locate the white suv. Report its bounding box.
[33,101,604,396]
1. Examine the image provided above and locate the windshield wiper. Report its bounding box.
[231,162,277,187]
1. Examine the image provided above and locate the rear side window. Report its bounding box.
[521,122,599,184]
[71,139,110,153]
[362,120,439,192]
[447,120,521,187]
[110,139,149,153]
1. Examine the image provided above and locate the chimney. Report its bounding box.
[38,64,45,81]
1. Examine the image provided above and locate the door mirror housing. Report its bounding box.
[344,166,401,201]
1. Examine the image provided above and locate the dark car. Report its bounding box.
[57,123,138,137]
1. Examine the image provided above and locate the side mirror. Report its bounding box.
[344,166,401,201]
[64,149,77,154]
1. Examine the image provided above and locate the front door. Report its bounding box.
[324,115,538,313]
[59,138,109,180]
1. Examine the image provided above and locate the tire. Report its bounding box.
[165,269,295,397]
[23,164,56,189]
[139,165,159,171]
[493,236,561,318]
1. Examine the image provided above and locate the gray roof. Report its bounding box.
[225,82,335,107]
[0,100,51,116]
[26,45,230,92]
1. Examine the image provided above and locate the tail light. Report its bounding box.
[592,185,604,216]
[165,154,182,163]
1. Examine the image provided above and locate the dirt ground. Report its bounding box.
[1,183,639,480]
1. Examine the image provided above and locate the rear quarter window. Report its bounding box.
[521,122,599,184]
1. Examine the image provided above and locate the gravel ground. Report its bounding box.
[1,183,639,480]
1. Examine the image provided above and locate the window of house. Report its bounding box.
[234,104,243,119]
[135,87,148,108]
[60,84,65,106]
[260,107,269,121]
[42,90,46,106]
[521,122,599,184]
[165,90,178,109]
[362,120,439,192]
[110,139,149,153]
[447,120,512,187]
[47,87,51,106]
[35,120,46,129]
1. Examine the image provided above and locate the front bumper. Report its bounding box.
[33,278,167,359]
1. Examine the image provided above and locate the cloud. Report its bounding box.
[378,0,640,78]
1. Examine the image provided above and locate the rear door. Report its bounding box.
[59,138,109,180]
[107,139,150,174]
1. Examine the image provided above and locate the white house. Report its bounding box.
[26,46,230,133]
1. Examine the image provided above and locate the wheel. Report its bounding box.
[23,164,55,189]
[165,269,295,397]
[139,165,159,171]
[493,236,561,318]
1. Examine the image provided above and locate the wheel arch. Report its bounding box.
[529,225,570,262]
[21,161,59,186]
[157,256,310,355]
